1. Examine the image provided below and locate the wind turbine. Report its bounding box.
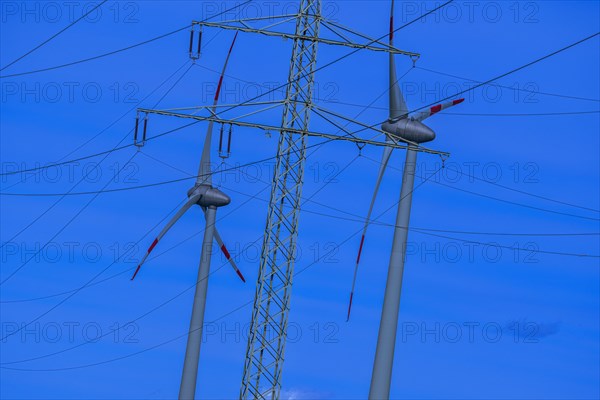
[345,2,464,398]
[131,33,245,400]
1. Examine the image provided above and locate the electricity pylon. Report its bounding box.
[239,2,321,397]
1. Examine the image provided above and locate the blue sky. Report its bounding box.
[1,1,599,399]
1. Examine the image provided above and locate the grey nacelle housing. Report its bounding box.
[187,185,231,207]
[381,118,436,144]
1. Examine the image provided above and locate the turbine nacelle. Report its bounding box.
[381,118,436,144]
[187,184,231,208]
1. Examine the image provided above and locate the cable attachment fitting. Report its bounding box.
[356,142,365,156]
[410,54,420,68]
[439,153,448,169]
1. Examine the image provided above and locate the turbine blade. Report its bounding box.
[348,0,403,319]
[197,119,215,187]
[347,144,394,321]
[413,98,465,122]
[199,205,245,282]
[131,195,201,280]
[214,225,246,283]
[389,0,409,121]
[196,32,239,186]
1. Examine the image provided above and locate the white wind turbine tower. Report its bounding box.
[131,33,245,400]
[346,1,465,398]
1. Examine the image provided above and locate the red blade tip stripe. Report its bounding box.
[214,76,225,102]
[215,33,238,102]
[430,104,442,115]
[346,292,354,322]
[236,269,246,283]
[221,244,231,260]
[453,98,465,105]
[148,238,158,253]
[131,265,141,281]
[356,235,366,264]
[229,32,239,53]
[133,238,158,281]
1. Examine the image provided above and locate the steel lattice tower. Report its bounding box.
[240,1,320,397]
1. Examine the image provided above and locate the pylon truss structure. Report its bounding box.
[137,102,449,156]
[190,12,420,58]
[135,1,448,398]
